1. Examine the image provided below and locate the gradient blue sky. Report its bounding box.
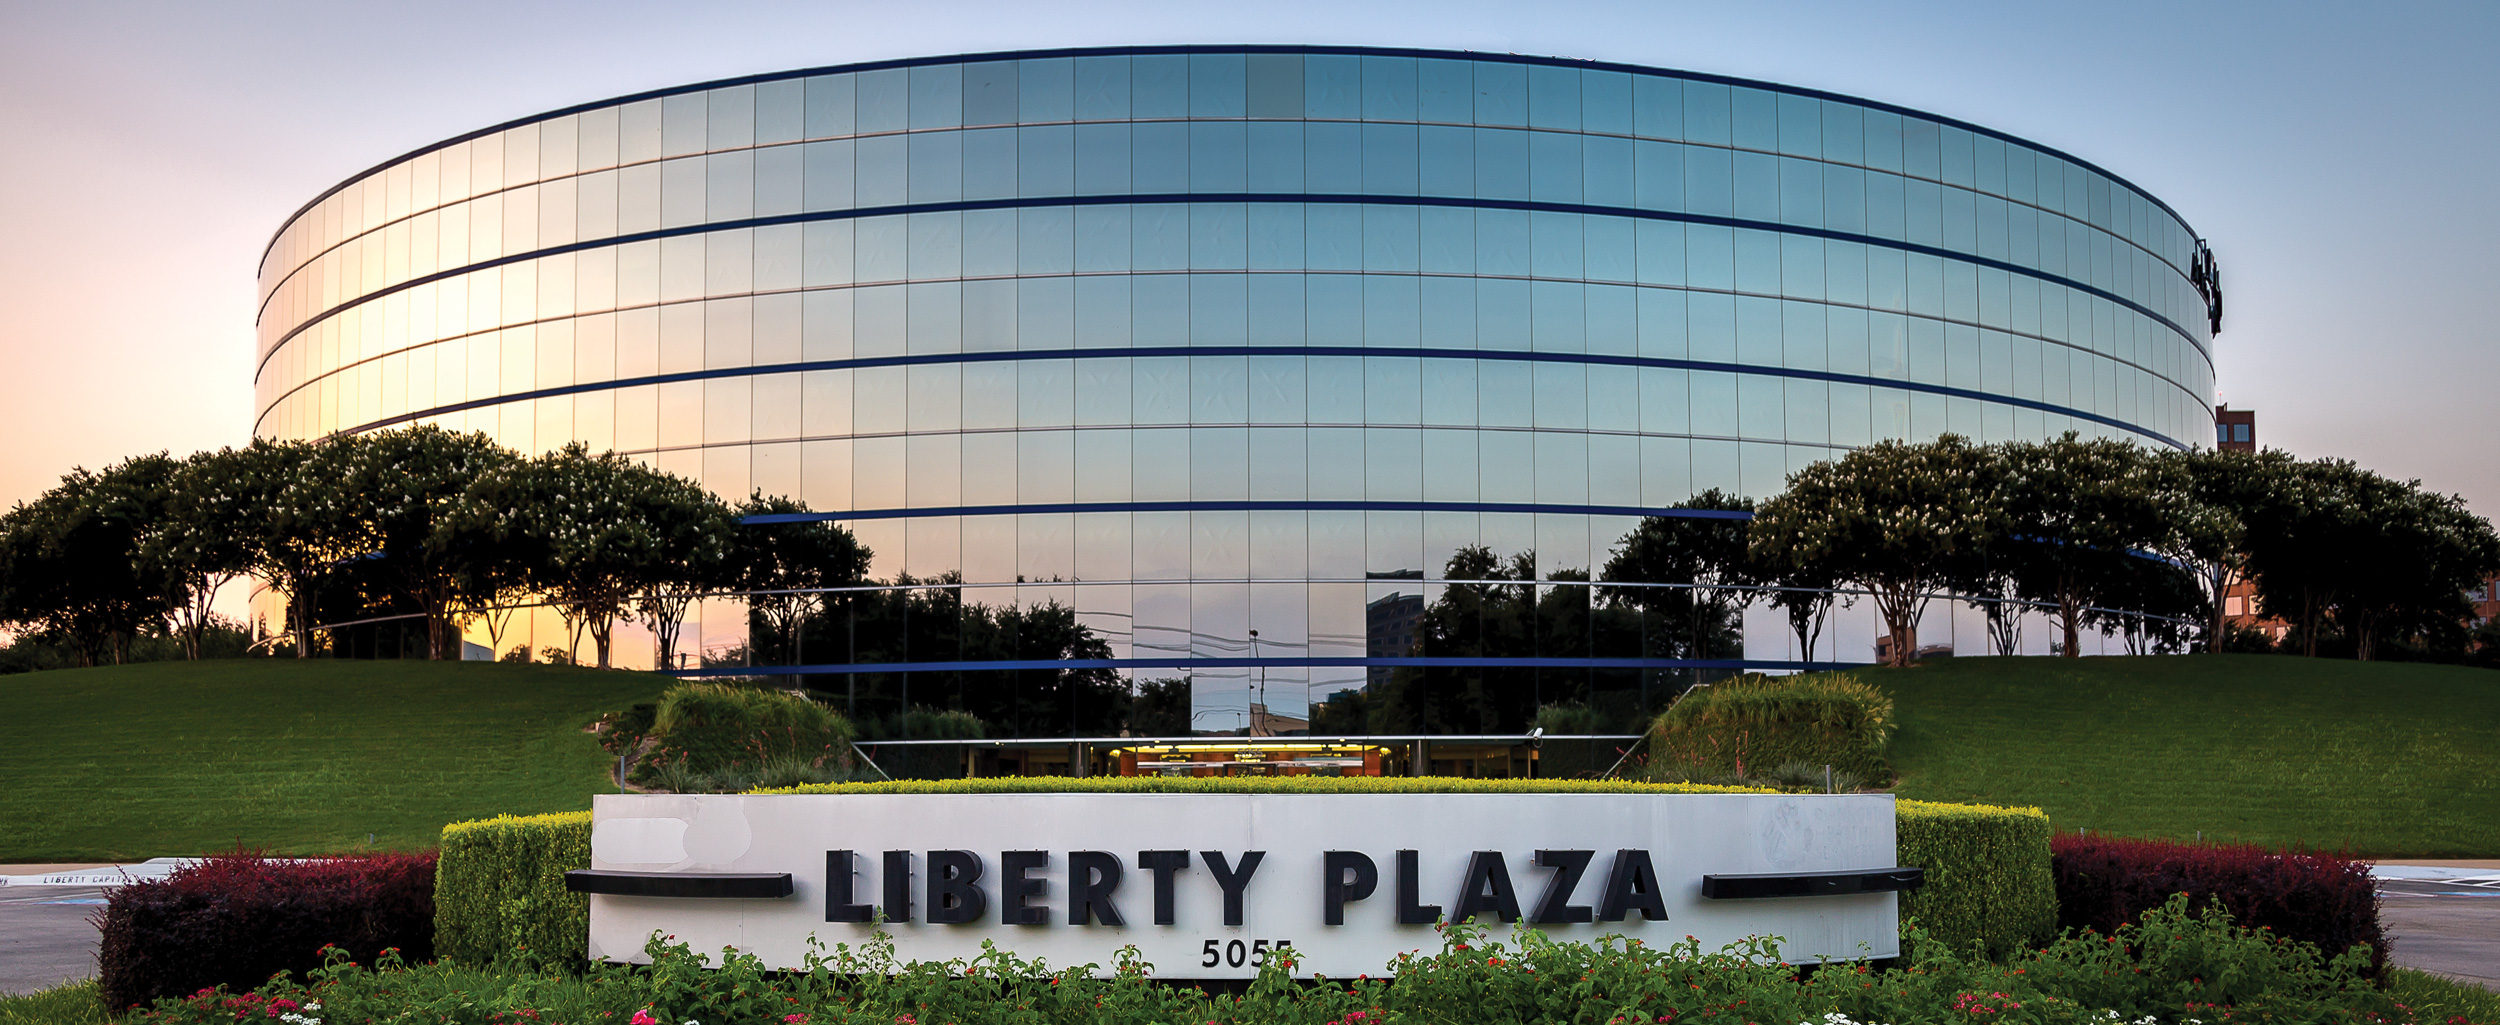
[4,0,2494,517]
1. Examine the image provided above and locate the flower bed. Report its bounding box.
[119,896,2484,1025]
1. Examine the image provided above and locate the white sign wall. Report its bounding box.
[584,791,1902,978]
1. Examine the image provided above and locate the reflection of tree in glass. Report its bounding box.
[784,576,1144,738]
[1362,546,1652,734]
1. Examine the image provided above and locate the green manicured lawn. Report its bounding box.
[0,659,664,861]
[1871,654,2500,857]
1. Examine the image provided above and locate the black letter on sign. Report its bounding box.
[1068,851,1125,926]
[927,850,987,924]
[1199,851,1265,927]
[1451,851,1522,924]
[1395,849,1443,925]
[1001,850,1050,926]
[1322,851,1378,925]
[1530,850,1595,924]
[1137,850,1190,925]
[1598,849,1669,922]
[881,850,914,923]
[825,850,874,922]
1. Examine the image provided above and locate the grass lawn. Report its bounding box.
[1870,654,2500,857]
[0,659,664,862]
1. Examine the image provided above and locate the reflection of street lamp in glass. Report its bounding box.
[1249,629,1264,736]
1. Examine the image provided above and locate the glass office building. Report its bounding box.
[254,46,2217,729]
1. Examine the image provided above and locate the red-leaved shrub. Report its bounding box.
[94,849,437,1010]
[2050,833,2384,978]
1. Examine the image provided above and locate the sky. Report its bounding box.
[3,0,2495,517]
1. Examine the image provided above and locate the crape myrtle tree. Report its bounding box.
[231,439,331,657]
[0,456,182,665]
[2150,447,2253,651]
[329,427,521,661]
[2235,457,2381,658]
[1995,433,2174,659]
[1751,435,2003,668]
[488,444,739,669]
[2318,477,2500,661]
[147,449,264,660]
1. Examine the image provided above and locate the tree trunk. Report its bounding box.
[2059,599,2083,658]
[592,613,615,668]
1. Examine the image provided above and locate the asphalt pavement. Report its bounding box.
[2374,869,2500,992]
[0,882,106,997]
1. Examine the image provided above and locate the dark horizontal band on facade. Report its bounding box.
[739,499,1756,524]
[323,342,2190,449]
[263,191,2208,369]
[665,655,1864,677]
[266,45,2197,263]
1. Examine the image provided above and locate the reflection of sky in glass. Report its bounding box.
[247,47,2216,713]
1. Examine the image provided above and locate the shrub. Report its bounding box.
[434,811,591,967]
[1644,672,1894,784]
[1897,799,2057,960]
[2050,831,2386,979]
[591,701,656,755]
[633,682,856,782]
[138,890,2442,1025]
[94,850,435,1011]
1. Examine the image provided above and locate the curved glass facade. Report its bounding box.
[254,46,2215,727]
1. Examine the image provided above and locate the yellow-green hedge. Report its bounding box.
[1895,798,2056,959]
[435,811,592,967]
[435,782,2055,967]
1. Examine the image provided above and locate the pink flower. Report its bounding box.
[632,1011,659,1025]
[785,1017,807,1024]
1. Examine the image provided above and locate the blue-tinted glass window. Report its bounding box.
[1119,55,1183,121]
[1474,62,1526,127]
[1305,55,1360,119]
[1190,53,1246,117]
[1417,58,1472,122]
[1527,65,1580,130]
[1073,57,1131,120]
[1362,56,1417,121]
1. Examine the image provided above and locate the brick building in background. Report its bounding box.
[2215,403,2257,451]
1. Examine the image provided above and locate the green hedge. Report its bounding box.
[435,782,2053,968]
[1644,672,1895,784]
[434,811,591,967]
[1896,798,2057,959]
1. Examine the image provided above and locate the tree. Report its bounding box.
[147,449,263,660]
[236,439,340,658]
[493,444,738,669]
[2152,447,2257,651]
[2322,481,2500,661]
[2235,458,2376,658]
[0,457,181,665]
[1750,435,2001,667]
[1995,434,2174,659]
[327,427,521,660]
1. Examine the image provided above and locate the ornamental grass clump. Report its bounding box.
[1645,672,1894,785]
[632,682,857,785]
